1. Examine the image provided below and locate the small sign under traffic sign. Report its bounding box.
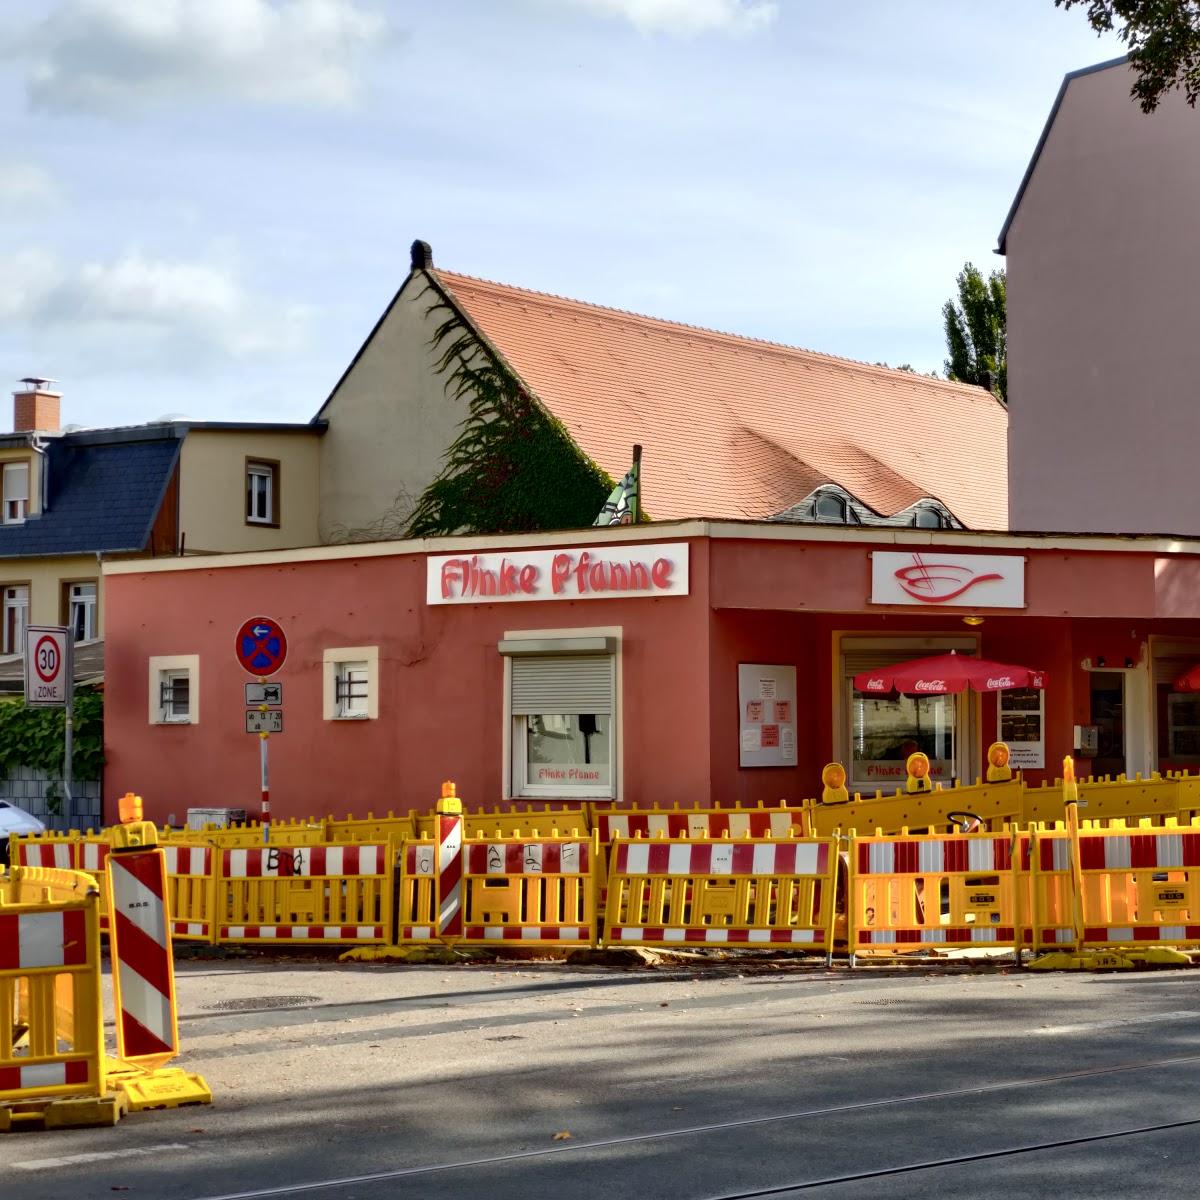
[246,710,283,734]
[24,625,71,707]
[245,682,283,705]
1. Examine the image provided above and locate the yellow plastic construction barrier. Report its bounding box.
[324,812,417,844]
[602,835,840,960]
[217,842,394,945]
[162,844,217,942]
[9,831,78,870]
[1072,818,1200,950]
[1026,823,1084,954]
[805,778,1023,839]
[415,805,589,840]
[0,865,107,1128]
[846,829,1022,962]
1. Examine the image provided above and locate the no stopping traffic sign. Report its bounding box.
[235,616,288,676]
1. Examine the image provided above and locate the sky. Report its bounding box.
[0,0,1123,429]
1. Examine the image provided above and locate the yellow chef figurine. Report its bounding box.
[905,751,932,793]
[986,741,1013,782]
[821,761,850,805]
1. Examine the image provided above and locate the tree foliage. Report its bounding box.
[0,690,104,782]
[1057,0,1200,112]
[405,293,616,537]
[942,263,1007,403]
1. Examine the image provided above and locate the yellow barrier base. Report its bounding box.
[339,945,492,964]
[1026,947,1191,971]
[0,1091,127,1131]
[108,1066,212,1112]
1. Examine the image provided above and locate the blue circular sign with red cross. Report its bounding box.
[235,615,288,677]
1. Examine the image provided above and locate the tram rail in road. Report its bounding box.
[3,958,1199,1200]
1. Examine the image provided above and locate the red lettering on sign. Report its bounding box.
[651,558,672,589]
[551,554,572,594]
[519,565,538,594]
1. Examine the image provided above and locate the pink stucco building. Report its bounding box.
[1002,55,1200,535]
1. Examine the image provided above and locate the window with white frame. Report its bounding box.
[2,462,29,525]
[245,461,277,525]
[67,582,97,642]
[323,647,378,720]
[148,655,199,725]
[2,585,28,655]
[502,637,617,799]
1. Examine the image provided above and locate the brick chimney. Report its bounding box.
[14,378,61,433]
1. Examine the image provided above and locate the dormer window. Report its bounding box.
[2,462,29,525]
[814,492,848,522]
[913,507,947,529]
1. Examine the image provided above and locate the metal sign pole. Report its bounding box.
[259,725,270,845]
[63,632,75,826]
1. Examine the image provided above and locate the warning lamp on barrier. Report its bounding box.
[118,792,143,823]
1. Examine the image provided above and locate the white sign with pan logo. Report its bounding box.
[871,552,1025,609]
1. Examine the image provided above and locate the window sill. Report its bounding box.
[331,713,371,721]
[154,719,193,727]
[245,519,281,529]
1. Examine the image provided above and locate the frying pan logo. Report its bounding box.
[893,554,1003,604]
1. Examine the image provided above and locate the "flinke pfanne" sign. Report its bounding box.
[427,543,690,604]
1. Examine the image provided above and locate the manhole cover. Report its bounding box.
[852,997,908,1006]
[203,995,321,1012]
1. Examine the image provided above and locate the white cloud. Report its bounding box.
[0,164,61,212]
[17,0,387,114]
[0,248,307,368]
[559,0,776,36]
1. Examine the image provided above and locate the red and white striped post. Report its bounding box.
[107,793,181,1070]
[435,781,463,942]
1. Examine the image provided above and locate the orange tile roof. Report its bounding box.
[432,269,1008,529]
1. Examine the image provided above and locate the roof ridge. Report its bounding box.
[432,268,996,403]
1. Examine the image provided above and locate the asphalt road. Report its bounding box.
[4,952,1200,1199]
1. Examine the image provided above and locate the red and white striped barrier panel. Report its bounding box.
[596,808,801,843]
[12,841,75,870]
[79,842,110,872]
[613,840,827,877]
[0,909,88,970]
[465,841,589,875]
[855,836,1013,875]
[603,836,838,955]
[108,848,180,1068]
[220,924,385,941]
[222,844,386,878]
[1078,830,1200,870]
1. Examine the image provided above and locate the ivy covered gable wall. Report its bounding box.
[318,263,616,543]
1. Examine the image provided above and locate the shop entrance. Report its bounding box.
[1089,671,1126,778]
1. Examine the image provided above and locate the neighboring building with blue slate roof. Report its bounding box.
[0,380,325,667]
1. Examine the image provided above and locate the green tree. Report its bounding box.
[942,263,1006,403]
[1056,1,1200,113]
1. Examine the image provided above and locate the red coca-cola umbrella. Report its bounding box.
[1173,664,1200,692]
[853,651,1047,696]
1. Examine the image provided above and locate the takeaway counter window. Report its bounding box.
[500,636,618,799]
[851,692,956,791]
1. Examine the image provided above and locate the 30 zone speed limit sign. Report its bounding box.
[24,625,71,707]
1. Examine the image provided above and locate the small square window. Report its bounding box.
[335,661,370,718]
[148,655,199,725]
[323,647,378,720]
[246,461,278,526]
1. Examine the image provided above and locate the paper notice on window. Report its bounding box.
[759,678,777,700]
[760,724,780,748]
[780,726,795,754]
[741,727,760,752]
[774,700,791,723]
[746,700,763,722]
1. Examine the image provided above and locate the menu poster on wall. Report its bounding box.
[738,664,797,768]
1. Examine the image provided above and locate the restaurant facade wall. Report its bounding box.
[101,525,1200,826]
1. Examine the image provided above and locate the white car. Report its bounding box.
[0,801,46,865]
